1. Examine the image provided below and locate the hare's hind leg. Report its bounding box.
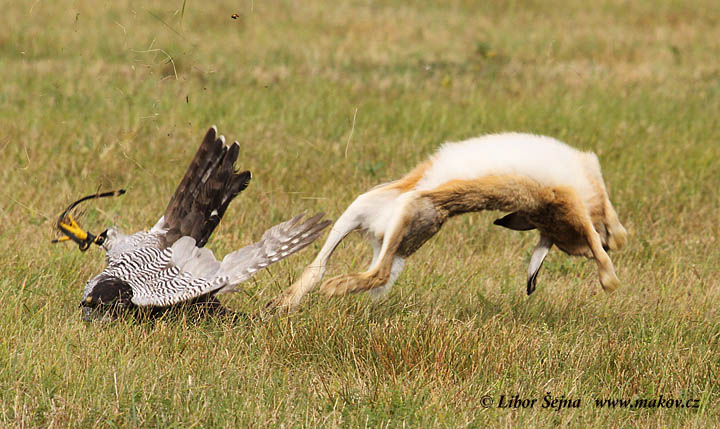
[368,257,406,299]
[269,200,366,310]
[366,235,407,298]
[271,187,405,310]
[320,192,422,297]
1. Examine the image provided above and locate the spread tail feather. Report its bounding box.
[215,213,332,292]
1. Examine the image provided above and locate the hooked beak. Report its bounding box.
[81,306,98,322]
[52,189,125,251]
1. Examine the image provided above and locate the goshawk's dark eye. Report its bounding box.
[85,279,133,308]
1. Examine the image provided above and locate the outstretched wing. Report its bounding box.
[156,126,251,247]
[130,213,331,307]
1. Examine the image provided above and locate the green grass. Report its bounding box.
[1,0,719,426]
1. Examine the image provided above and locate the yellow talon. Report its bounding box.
[53,189,124,249]
[59,213,89,241]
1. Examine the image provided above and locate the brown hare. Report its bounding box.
[271,133,627,310]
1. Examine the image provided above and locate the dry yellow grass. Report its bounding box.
[1,0,719,426]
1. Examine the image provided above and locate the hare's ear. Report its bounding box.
[493,212,536,231]
[527,236,553,295]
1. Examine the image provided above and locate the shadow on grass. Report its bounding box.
[79,295,258,328]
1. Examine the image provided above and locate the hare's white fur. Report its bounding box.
[271,133,627,310]
[417,134,596,203]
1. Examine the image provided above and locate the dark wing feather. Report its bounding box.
[192,142,251,246]
[161,126,251,247]
[164,126,225,223]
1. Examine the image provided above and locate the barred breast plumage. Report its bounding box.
[64,126,330,321]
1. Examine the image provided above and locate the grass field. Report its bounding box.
[2,0,719,426]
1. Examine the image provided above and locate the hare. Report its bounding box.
[271,133,627,310]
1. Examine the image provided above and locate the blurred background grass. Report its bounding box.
[1,0,718,426]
